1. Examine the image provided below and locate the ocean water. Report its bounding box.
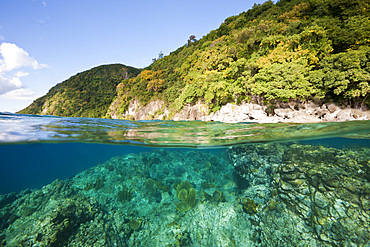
[0,112,370,246]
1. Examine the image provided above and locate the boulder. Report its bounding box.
[352,109,370,119]
[288,112,321,123]
[174,103,206,121]
[274,108,295,118]
[326,103,340,113]
[135,100,164,120]
[336,108,352,121]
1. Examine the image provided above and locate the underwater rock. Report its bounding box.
[149,163,167,180]
[1,145,369,246]
[0,180,117,246]
[228,143,370,246]
[174,164,186,175]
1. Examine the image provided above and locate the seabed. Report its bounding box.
[0,142,369,246]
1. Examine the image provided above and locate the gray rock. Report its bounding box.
[274,108,295,118]
[288,111,321,123]
[336,108,352,121]
[327,103,340,113]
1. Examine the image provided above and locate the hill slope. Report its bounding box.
[111,0,370,120]
[20,0,370,120]
[18,64,141,118]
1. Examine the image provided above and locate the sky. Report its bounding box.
[0,0,267,113]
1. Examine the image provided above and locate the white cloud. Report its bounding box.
[0,43,47,73]
[0,75,21,94]
[14,71,30,77]
[0,42,47,96]
[2,88,37,101]
[43,1,46,7]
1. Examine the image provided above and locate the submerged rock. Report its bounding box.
[228,143,370,246]
[1,144,369,246]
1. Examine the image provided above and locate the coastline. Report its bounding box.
[109,98,370,124]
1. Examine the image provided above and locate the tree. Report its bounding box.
[187,35,197,46]
[312,46,370,108]
[248,60,320,102]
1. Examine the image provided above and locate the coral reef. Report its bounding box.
[201,181,215,190]
[1,145,369,246]
[229,143,370,246]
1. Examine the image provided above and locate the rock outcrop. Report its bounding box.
[228,143,370,246]
[108,98,370,123]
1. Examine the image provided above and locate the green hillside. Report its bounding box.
[20,0,370,119]
[113,0,370,118]
[18,64,141,118]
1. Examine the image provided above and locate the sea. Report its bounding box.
[0,112,369,246]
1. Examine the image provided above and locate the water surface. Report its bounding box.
[0,113,369,246]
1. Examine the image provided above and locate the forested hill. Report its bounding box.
[18,64,141,118]
[20,0,370,119]
[112,0,370,118]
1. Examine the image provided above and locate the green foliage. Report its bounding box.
[134,0,369,112]
[18,64,141,118]
[310,46,370,107]
[248,60,321,102]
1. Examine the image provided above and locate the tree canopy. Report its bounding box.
[19,64,141,118]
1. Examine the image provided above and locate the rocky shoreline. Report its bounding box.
[109,98,370,123]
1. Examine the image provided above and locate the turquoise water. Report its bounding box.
[0,113,370,246]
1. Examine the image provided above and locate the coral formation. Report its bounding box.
[203,189,226,203]
[201,181,215,190]
[229,143,370,246]
[155,179,163,190]
[117,187,133,202]
[240,197,257,214]
[129,218,141,230]
[175,181,197,212]
[144,178,157,195]
[83,177,104,191]
[209,156,219,166]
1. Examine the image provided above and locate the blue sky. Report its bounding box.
[0,0,266,112]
